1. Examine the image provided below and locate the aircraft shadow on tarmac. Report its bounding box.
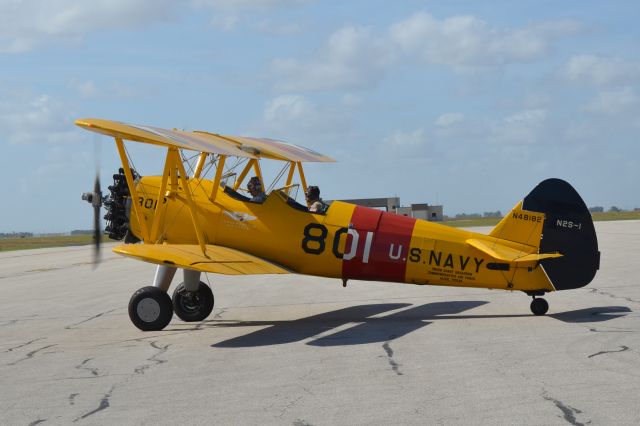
[549,306,631,323]
[207,302,631,348]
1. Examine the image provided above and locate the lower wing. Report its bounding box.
[113,244,290,275]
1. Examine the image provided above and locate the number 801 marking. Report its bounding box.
[301,223,327,254]
[302,223,374,263]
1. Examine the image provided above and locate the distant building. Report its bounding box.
[395,206,412,217]
[338,197,400,212]
[335,197,443,222]
[410,203,444,221]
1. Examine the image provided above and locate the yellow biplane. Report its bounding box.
[78,118,600,331]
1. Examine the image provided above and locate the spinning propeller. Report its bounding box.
[82,173,104,268]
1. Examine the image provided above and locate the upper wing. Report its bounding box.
[75,118,334,162]
[466,238,562,263]
[113,244,291,275]
[214,135,334,162]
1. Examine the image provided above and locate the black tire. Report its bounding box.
[128,286,173,331]
[172,281,214,322]
[530,298,549,316]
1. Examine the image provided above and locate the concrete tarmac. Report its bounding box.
[1,221,640,425]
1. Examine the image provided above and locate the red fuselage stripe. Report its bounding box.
[342,206,417,282]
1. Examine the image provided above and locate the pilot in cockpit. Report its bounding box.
[247,176,267,203]
[306,186,327,213]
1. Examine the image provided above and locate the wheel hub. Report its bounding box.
[137,297,161,322]
[179,291,201,313]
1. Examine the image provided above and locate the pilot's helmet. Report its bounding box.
[248,176,262,192]
[306,186,320,200]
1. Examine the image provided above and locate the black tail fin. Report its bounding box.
[523,179,600,290]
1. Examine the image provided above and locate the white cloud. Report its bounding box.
[209,14,240,31]
[562,54,640,86]
[503,109,547,125]
[522,93,552,109]
[256,19,302,35]
[582,87,640,115]
[193,0,312,31]
[72,81,98,99]
[271,26,394,91]
[0,0,313,48]
[380,128,431,158]
[69,80,146,100]
[0,91,80,144]
[490,109,547,145]
[389,12,581,69]
[264,94,315,124]
[0,0,176,53]
[435,113,465,127]
[261,94,350,135]
[271,12,581,91]
[192,0,311,12]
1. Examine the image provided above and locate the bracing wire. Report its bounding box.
[267,162,289,193]
[181,151,201,177]
[123,143,150,201]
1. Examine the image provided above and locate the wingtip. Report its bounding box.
[75,118,93,128]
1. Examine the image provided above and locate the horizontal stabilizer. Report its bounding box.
[113,244,290,275]
[466,239,562,263]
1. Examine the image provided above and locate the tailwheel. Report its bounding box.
[128,286,174,331]
[530,297,549,316]
[172,281,214,322]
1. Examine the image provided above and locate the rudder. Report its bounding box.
[490,179,599,290]
[522,178,600,290]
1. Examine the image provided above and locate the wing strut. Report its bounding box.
[296,161,309,207]
[209,154,227,203]
[149,147,173,242]
[233,159,263,191]
[171,148,208,257]
[116,141,208,255]
[285,161,296,188]
[115,137,151,243]
[192,152,208,178]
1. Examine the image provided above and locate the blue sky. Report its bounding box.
[1,0,639,232]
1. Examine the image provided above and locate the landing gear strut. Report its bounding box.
[530,297,549,316]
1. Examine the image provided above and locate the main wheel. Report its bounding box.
[128,286,173,331]
[530,297,549,316]
[172,281,214,322]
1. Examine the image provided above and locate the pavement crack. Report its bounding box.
[69,393,79,405]
[28,420,47,426]
[382,341,403,376]
[543,391,589,426]
[0,319,19,327]
[276,395,304,418]
[589,327,639,333]
[5,337,45,352]
[298,384,315,396]
[65,309,119,330]
[588,345,630,358]
[134,341,170,375]
[7,344,56,366]
[298,367,315,381]
[76,358,100,376]
[213,308,227,319]
[589,288,640,305]
[74,385,115,422]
